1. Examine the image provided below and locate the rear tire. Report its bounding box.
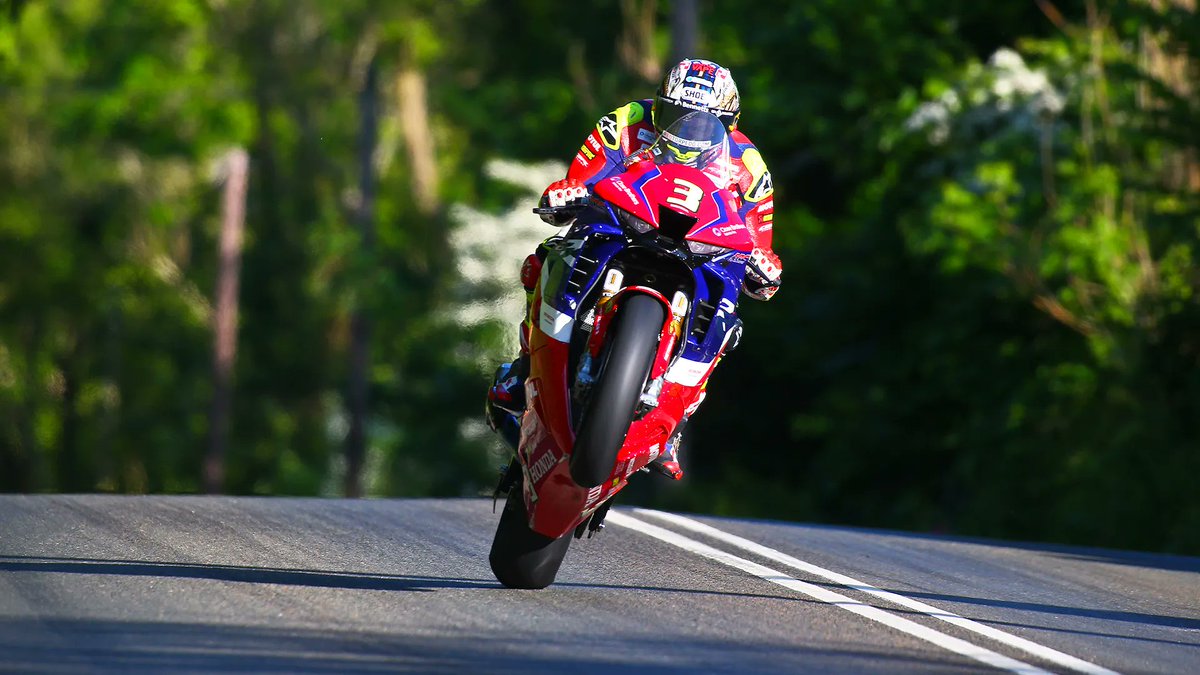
[570,294,664,488]
[489,477,572,589]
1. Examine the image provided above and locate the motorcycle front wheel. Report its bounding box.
[489,475,572,589]
[569,293,664,488]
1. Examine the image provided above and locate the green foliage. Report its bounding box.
[678,1,1200,555]
[1,0,1196,555]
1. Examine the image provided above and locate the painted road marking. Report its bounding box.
[607,511,1050,674]
[629,509,1120,675]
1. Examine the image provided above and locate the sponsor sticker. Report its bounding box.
[612,178,640,206]
[585,484,604,506]
[680,87,710,104]
[528,450,559,484]
[599,114,620,149]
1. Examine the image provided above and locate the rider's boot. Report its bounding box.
[485,251,544,452]
[485,354,528,451]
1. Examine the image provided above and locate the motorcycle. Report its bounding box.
[489,111,753,589]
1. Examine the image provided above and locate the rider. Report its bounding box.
[486,58,783,479]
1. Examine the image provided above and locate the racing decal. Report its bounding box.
[573,129,608,174]
[598,113,620,150]
[609,176,640,206]
[637,128,657,145]
[584,484,604,506]
[667,178,703,213]
[528,450,559,484]
[539,302,574,342]
[711,224,746,237]
[629,164,661,210]
[680,87,710,105]
[664,356,716,387]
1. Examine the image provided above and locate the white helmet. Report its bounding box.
[653,58,741,133]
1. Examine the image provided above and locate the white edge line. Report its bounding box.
[605,511,1050,675]
[633,508,1121,675]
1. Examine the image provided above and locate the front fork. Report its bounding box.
[576,269,689,413]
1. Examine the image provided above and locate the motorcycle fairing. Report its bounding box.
[597,162,754,252]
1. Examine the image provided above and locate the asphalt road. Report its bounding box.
[0,495,1196,673]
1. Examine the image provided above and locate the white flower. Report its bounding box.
[988,48,1026,72]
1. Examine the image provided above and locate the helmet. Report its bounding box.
[653,59,740,133]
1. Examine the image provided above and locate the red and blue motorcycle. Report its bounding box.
[489,112,753,589]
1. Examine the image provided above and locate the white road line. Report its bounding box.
[606,511,1050,674]
[633,509,1121,675]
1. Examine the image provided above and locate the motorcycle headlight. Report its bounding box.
[686,240,732,256]
[617,209,654,234]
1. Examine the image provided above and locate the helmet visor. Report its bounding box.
[650,111,732,186]
[656,97,736,133]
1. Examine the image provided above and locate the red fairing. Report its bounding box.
[521,294,588,537]
[594,162,754,253]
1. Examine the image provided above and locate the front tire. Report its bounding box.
[489,476,572,589]
[570,294,664,488]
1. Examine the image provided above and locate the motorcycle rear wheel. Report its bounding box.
[489,475,572,589]
[570,294,664,488]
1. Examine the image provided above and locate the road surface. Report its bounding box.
[0,496,1196,673]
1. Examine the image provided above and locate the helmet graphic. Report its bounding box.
[653,58,740,133]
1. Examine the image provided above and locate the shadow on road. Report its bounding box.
[0,555,496,592]
[0,554,816,605]
[0,616,987,675]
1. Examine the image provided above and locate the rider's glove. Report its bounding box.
[743,248,782,301]
[535,178,589,225]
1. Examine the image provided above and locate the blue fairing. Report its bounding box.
[539,205,746,366]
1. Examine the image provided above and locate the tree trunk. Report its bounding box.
[1139,0,1198,191]
[205,148,249,494]
[398,59,439,215]
[670,0,700,66]
[345,58,378,499]
[619,0,662,83]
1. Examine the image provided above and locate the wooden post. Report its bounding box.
[205,148,248,494]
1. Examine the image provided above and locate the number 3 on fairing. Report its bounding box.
[667,178,703,213]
